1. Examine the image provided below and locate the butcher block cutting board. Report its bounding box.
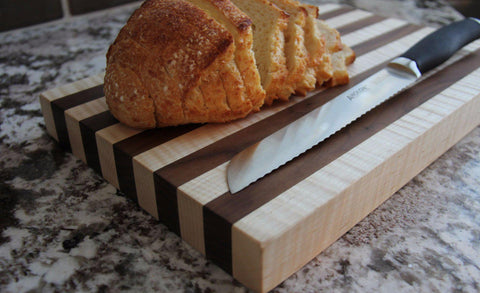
[40,4,480,292]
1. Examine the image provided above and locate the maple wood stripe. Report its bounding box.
[154,22,423,189]
[204,48,480,274]
[162,62,393,271]
[337,14,386,35]
[51,84,104,150]
[79,111,118,175]
[318,6,354,20]
[199,63,387,274]
[113,124,201,202]
[150,25,428,266]
[352,23,421,56]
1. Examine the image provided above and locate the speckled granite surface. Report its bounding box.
[1,0,479,292]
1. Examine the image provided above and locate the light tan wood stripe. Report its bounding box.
[316,3,343,14]
[347,27,435,77]
[176,27,436,254]
[178,162,229,254]
[39,73,105,141]
[39,96,58,141]
[41,73,105,102]
[341,18,407,47]
[232,65,480,292]
[96,124,143,189]
[75,2,349,166]
[39,73,104,144]
[325,9,373,28]
[103,5,381,226]
[65,97,107,163]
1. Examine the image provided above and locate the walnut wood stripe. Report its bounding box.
[65,97,108,163]
[80,111,118,175]
[152,27,425,261]
[318,6,354,20]
[233,69,480,292]
[204,47,480,274]
[315,3,343,15]
[200,66,387,273]
[352,23,421,56]
[51,84,104,150]
[341,18,408,49]
[114,125,201,202]
[158,26,431,264]
[154,23,424,189]
[325,10,373,29]
[40,73,105,142]
[96,124,143,189]
[337,14,386,35]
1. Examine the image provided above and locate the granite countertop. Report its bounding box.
[1,0,479,292]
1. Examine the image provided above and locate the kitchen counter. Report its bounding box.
[1,0,479,292]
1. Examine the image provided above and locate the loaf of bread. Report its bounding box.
[104,0,355,128]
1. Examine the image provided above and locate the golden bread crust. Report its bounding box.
[210,0,253,32]
[105,0,355,128]
[105,0,255,127]
[187,0,266,111]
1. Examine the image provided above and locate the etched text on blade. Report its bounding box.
[227,68,417,194]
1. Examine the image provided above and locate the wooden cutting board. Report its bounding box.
[40,4,480,292]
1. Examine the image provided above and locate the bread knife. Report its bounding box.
[227,17,480,194]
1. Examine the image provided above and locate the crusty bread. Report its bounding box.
[105,0,261,127]
[105,0,355,128]
[185,0,265,112]
[315,19,356,87]
[268,0,315,96]
[230,0,290,105]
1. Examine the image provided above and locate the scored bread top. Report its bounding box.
[105,0,355,128]
[105,0,245,127]
[186,0,266,111]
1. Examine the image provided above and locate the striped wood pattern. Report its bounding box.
[39,6,480,293]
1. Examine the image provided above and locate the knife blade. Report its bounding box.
[228,17,480,194]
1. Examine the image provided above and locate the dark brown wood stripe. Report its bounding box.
[154,174,182,235]
[51,84,104,150]
[352,24,421,56]
[153,23,423,189]
[204,48,480,274]
[318,6,355,20]
[80,111,118,175]
[155,65,389,273]
[337,15,386,35]
[113,124,201,202]
[199,64,385,274]
[149,22,425,270]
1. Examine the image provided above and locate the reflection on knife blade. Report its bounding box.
[227,18,480,194]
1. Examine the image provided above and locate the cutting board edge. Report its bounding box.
[231,90,480,293]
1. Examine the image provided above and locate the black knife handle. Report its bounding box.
[400,18,480,74]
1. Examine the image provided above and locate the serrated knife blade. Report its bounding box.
[227,18,480,194]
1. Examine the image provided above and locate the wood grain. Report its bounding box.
[38,6,480,293]
[318,6,353,20]
[232,53,480,293]
[64,97,108,165]
[40,73,104,143]
[96,124,143,189]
